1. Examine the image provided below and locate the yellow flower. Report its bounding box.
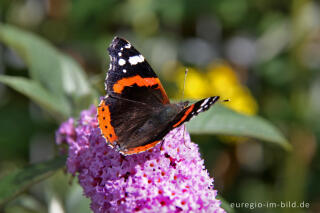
[207,63,239,95]
[207,63,258,115]
[172,62,258,115]
[176,67,210,99]
[227,87,258,115]
[172,61,259,144]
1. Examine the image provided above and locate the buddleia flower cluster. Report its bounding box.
[56,105,225,213]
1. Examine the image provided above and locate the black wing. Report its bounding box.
[106,37,169,105]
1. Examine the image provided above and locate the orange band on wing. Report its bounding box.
[172,104,195,128]
[113,76,169,104]
[121,140,161,155]
[113,76,160,93]
[97,100,118,144]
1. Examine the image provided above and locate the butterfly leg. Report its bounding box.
[183,125,191,149]
[120,153,127,165]
[160,139,165,151]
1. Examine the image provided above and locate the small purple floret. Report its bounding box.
[56,105,225,213]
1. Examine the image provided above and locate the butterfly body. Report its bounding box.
[98,37,219,155]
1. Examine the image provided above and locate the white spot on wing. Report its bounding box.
[123,69,127,73]
[200,98,210,107]
[125,43,131,49]
[118,52,122,56]
[128,55,145,65]
[104,73,108,91]
[118,58,126,66]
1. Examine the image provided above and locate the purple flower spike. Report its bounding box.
[56,105,225,213]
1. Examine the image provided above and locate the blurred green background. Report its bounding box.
[0,0,319,212]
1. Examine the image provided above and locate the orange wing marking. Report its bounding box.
[172,104,195,128]
[97,100,118,144]
[113,76,169,104]
[121,140,161,155]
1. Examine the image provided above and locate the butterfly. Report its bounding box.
[97,37,219,155]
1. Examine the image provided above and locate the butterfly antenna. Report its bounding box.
[181,69,190,149]
[181,68,188,100]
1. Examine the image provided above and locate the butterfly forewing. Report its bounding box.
[170,96,220,128]
[106,37,169,105]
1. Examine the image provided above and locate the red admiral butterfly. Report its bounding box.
[98,37,219,155]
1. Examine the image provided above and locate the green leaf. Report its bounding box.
[0,156,66,207]
[59,54,96,115]
[187,104,291,150]
[0,24,95,115]
[217,196,235,213]
[0,75,70,119]
[0,24,65,97]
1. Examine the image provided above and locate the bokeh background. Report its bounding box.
[1,0,320,212]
